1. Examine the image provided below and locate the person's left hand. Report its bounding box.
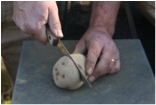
[73,26,120,82]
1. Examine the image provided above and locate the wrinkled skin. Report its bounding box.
[13,1,63,44]
[74,26,120,82]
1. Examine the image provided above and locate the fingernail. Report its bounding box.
[89,76,95,82]
[57,30,63,38]
[87,67,92,75]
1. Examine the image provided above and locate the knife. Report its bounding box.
[46,28,92,88]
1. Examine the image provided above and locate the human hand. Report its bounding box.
[13,1,63,44]
[74,26,120,82]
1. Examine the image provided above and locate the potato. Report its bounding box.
[53,54,88,90]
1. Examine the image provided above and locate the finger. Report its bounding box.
[48,2,63,38]
[109,50,120,74]
[109,58,117,74]
[33,25,48,45]
[109,59,120,74]
[88,51,110,82]
[73,39,86,54]
[86,42,102,75]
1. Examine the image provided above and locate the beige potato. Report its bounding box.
[53,54,88,90]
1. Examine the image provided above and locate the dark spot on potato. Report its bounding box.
[97,36,100,38]
[48,36,51,40]
[56,71,59,76]
[55,68,57,71]
[62,62,65,65]
[62,74,65,78]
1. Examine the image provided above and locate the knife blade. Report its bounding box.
[46,28,92,88]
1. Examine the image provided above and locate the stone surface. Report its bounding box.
[12,40,155,104]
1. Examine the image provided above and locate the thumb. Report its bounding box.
[48,2,63,38]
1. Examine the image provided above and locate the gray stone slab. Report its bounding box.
[12,39,155,104]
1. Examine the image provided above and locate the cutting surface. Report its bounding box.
[12,40,155,104]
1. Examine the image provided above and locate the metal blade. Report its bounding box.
[57,41,92,88]
[68,55,93,88]
[57,40,70,56]
[47,28,92,88]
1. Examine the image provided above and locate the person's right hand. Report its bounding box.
[13,1,63,44]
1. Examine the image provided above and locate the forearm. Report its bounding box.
[90,1,120,36]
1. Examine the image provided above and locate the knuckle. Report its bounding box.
[34,34,47,45]
[29,24,41,34]
[20,23,41,35]
[39,14,47,21]
[87,55,96,65]
[38,39,47,45]
[96,65,108,76]
[52,20,60,25]
[30,25,38,33]
[110,66,120,74]
[93,70,101,78]
[90,42,100,52]
[108,40,115,46]
[105,42,116,52]
[109,70,115,74]
[97,69,106,76]
[109,68,115,74]
[98,69,104,75]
